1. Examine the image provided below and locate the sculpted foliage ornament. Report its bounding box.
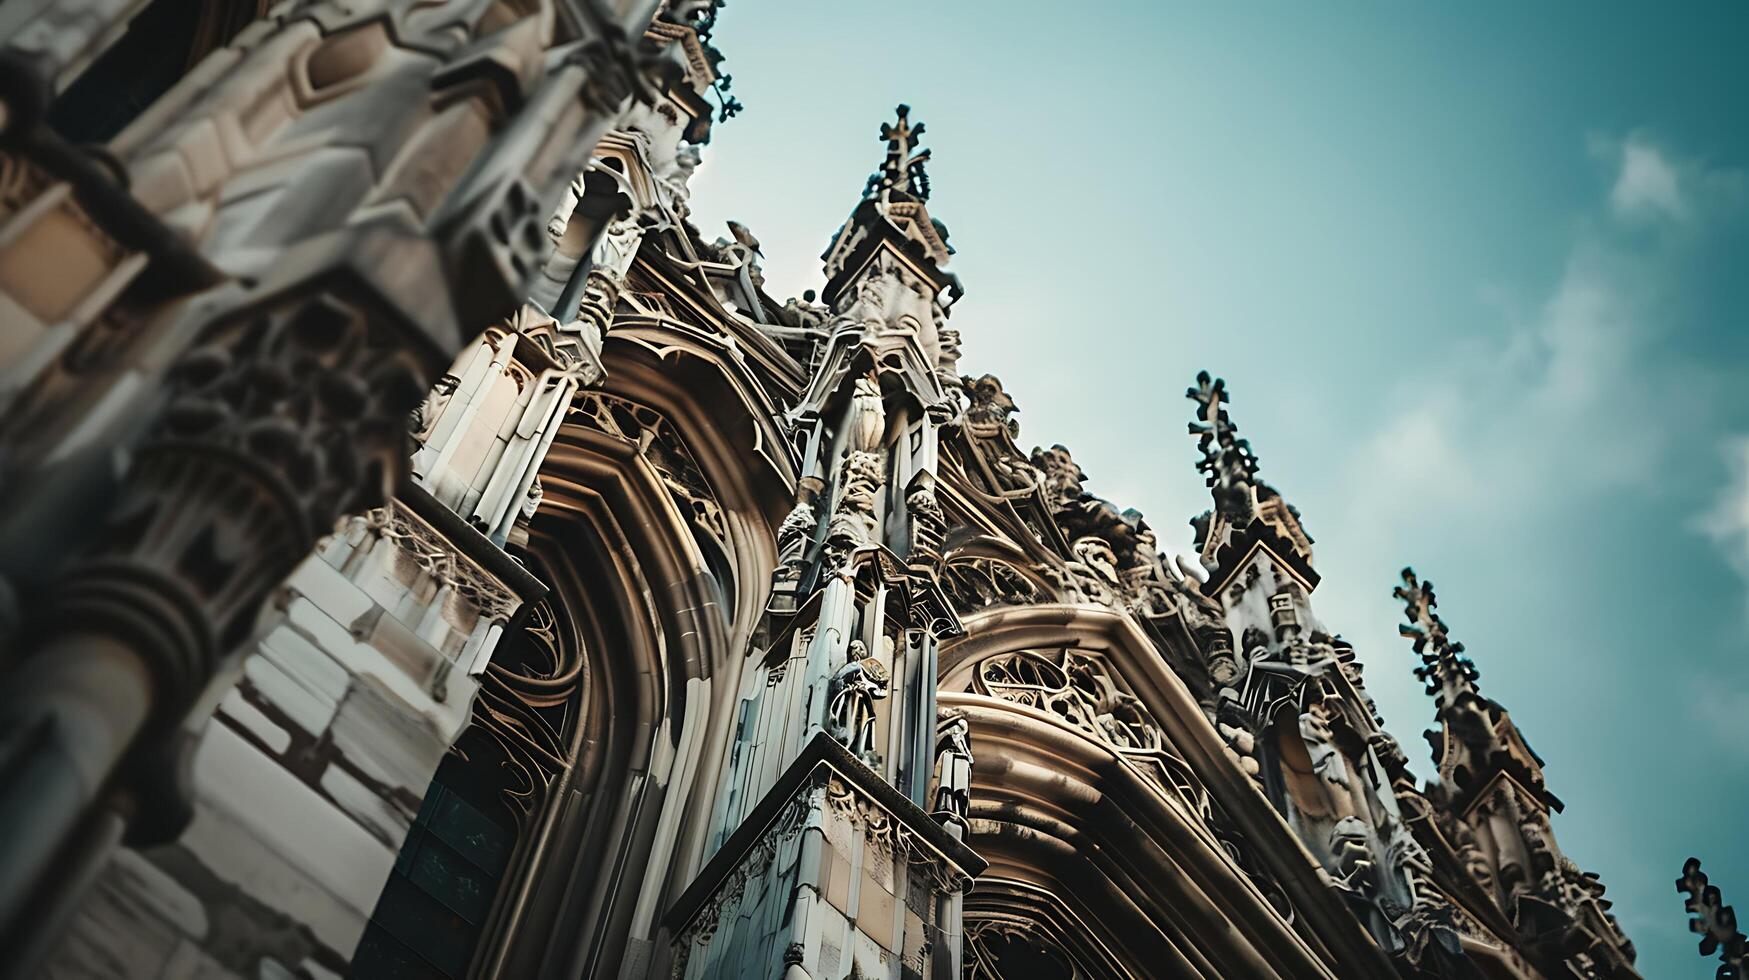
[69,291,428,693]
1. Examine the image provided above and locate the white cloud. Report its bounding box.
[1687,670,1749,766]
[1330,135,1736,541]
[1696,436,1749,591]
[1606,135,1686,221]
[1306,132,1740,734]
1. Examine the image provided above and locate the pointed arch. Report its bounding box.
[941,603,1402,980]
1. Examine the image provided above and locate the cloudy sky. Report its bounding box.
[687,2,1748,974]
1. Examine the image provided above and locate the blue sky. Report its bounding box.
[687,3,1749,974]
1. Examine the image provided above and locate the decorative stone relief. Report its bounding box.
[340,502,520,624]
[972,649,1213,824]
[941,557,1045,615]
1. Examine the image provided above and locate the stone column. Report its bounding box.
[0,0,669,949]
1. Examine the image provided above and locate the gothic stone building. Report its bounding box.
[0,2,1643,978]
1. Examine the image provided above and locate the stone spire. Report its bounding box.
[820,104,961,311]
[1187,370,1263,520]
[870,103,933,203]
[1394,568,1637,971]
[1184,370,1313,578]
[1391,567,1548,809]
[680,101,980,980]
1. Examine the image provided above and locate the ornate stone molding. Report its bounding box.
[343,500,521,624]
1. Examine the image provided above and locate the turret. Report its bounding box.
[671,103,981,980]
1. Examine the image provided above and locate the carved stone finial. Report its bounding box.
[1392,567,1481,699]
[1678,858,1747,980]
[1186,370,1262,520]
[869,103,932,203]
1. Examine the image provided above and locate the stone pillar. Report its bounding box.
[0,0,668,952]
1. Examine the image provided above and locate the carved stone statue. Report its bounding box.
[828,641,890,758]
[961,374,1018,432]
[932,714,973,825]
[935,326,963,387]
[848,373,886,453]
[520,480,545,520]
[773,495,819,584]
[547,173,587,241]
[1299,699,1352,790]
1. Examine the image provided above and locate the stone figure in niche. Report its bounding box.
[932,714,973,825]
[774,492,820,583]
[1520,811,1560,891]
[829,641,890,758]
[521,480,545,520]
[547,173,586,240]
[1299,699,1352,790]
[1453,821,1496,892]
[848,373,885,453]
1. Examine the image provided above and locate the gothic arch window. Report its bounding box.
[351,727,518,979]
[354,594,585,977]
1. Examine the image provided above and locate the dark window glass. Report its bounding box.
[352,923,448,980]
[48,0,199,145]
[354,749,517,978]
[426,788,513,876]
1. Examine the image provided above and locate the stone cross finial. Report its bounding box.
[1678,858,1747,980]
[1392,567,1481,697]
[1186,370,1261,518]
[870,104,932,202]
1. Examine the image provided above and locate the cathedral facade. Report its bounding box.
[0,2,1644,978]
